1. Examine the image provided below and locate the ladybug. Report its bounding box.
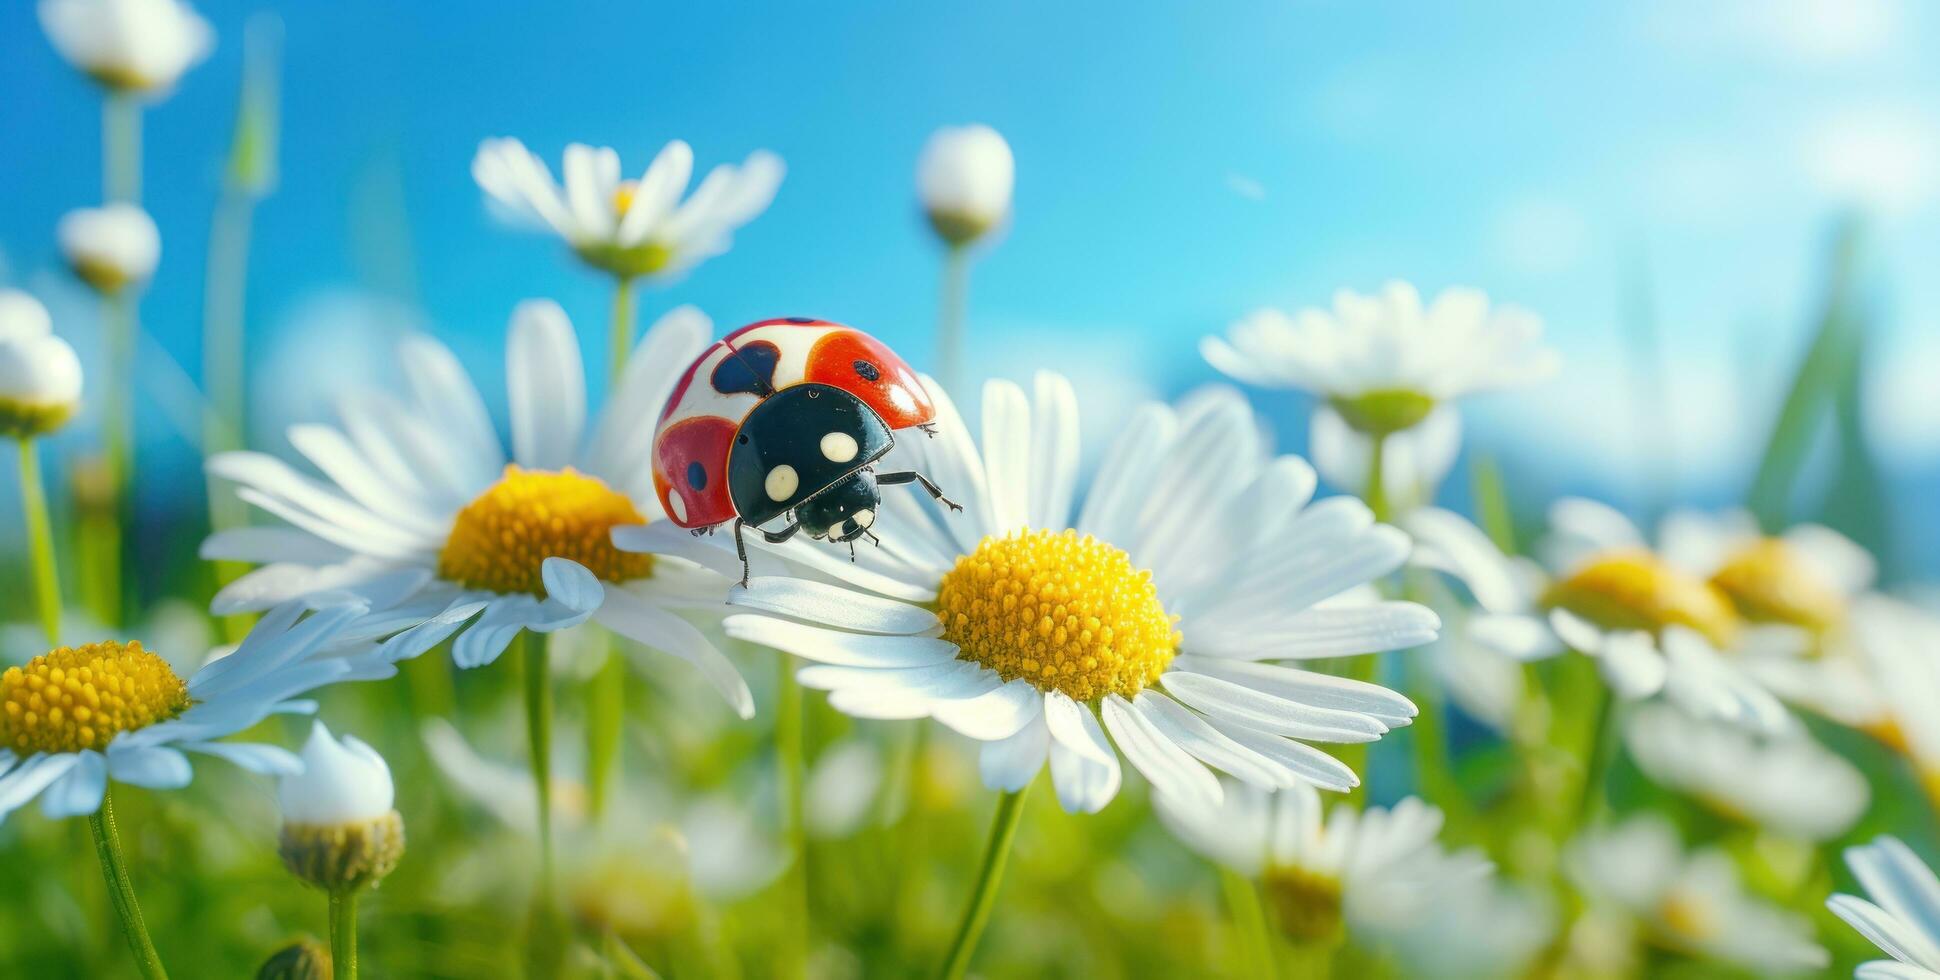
[652,317,960,585]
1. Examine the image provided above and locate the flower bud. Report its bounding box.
[38,0,214,95]
[0,289,83,438]
[917,124,1014,247]
[58,204,160,296]
[277,722,404,892]
[254,936,331,980]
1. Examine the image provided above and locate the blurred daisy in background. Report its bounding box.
[38,0,213,96]
[421,718,787,920]
[1852,597,1940,803]
[918,124,1015,250]
[1308,399,1462,516]
[1567,816,1827,975]
[1828,835,1940,980]
[0,288,83,439]
[1654,508,1884,726]
[1156,780,1490,948]
[472,138,783,283]
[1203,281,1557,452]
[1435,497,1789,732]
[1383,877,1555,980]
[1623,701,1867,842]
[638,375,1438,814]
[0,602,383,822]
[202,301,752,715]
[57,204,159,297]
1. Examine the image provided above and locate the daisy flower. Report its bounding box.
[1157,780,1489,946]
[1623,701,1867,842]
[918,124,1015,248]
[0,601,381,822]
[472,138,783,282]
[1828,835,1940,979]
[630,375,1438,814]
[201,300,752,717]
[39,0,213,96]
[1384,878,1555,980]
[58,203,160,297]
[1308,400,1462,515]
[1202,281,1558,439]
[1654,507,1884,726]
[1427,497,1789,732]
[1567,816,1828,974]
[0,288,83,438]
[1852,597,1940,801]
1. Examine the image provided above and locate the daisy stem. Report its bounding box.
[610,276,637,380]
[88,789,168,980]
[1219,867,1276,980]
[1572,683,1616,829]
[776,651,810,976]
[103,93,142,203]
[18,438,63,646]
[202,183,258,644]
[936,245,971,398]
[89,288,133,627]
[328,888,359,980]
[519,631,556,895]
[1363,431,1390,524]
[936,781,1031,980]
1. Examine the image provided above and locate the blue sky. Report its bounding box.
[2,0,1937,529]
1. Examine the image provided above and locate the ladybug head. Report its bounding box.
[797,471,879,543]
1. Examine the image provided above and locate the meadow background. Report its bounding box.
[2,1,1939,976]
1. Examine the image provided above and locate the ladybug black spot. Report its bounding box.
[785,316,815,324]
[686,461,707,491]
[737,434,750,445]
[853,359,881,382]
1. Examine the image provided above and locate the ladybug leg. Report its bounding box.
[878,470,963,513]
[732,520,751,589]
[916,422,939,439]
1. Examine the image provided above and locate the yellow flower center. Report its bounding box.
[1656,887,1720,944]
[935,529,1178,702]
[437,465,653,595]
[612,180,638,217]
[1262,865,1345,943]
[1709,538,1845,633]
[1,641,190,754]
[1542,550,1741,648]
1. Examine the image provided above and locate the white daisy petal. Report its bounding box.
[930,679,1043,742]
[507,299,587,471]
[980,378,1033,535]
[722,614,957,668]
[1075,403,1177,545]
[1133,691,1299,788]
[1829,895,1940,972]
[595,587,754,718]
[0,754,80,818]
[1043,691,1116,767]
[397,333,505,479]
[185,741,304,776]
[199,527,354,565]
[39,751,108,819]
[729,577,940,635]
[1101,694,1220,808]
[1047,709,1121,813]
[1025,372,1080,530]
[105,745,193,789]
[451,595,541,669]
[980,709,1049,792]
[1160,671,1387,743]
[1171,656,1417,727]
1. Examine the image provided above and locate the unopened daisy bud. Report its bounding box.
[277,722,404,892]
[58,204,160,296]
[0,289,83,438]
[918,124,1014,247]
[39,0,214,96]
[254,936,331,980]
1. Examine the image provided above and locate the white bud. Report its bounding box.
[917,124,1014,247]
[279,722,395,828]
[0,290,82,437]
[58,203,161,295]
[38,0,214,95]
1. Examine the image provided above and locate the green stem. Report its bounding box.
[1220,867,1276,980]
[610,276,637,381]
[88,790,168,980]
[1572,684,1617,829]
[521,632,555,893]
[18,439,62,646]
[1364,431,1390,523]
[586,635,624,821]
[936,246,971,397]
[103,93,142,203]
[329,889,359,980]
[776,651,809,977]
[936,783,1031,980]
[94,289,133,627]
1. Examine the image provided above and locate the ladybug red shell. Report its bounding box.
[652,318,941,539]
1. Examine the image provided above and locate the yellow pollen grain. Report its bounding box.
[1,641,189,754]
[1541,549,1741,648]
[1710,538,1846,633]
[437,465,653,596]
[934,528,1178,702]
